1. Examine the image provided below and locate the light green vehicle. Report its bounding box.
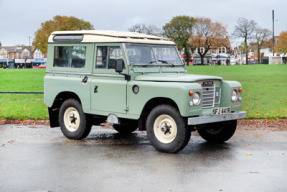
[44,30,246,153]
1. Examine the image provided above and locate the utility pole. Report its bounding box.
[28,36,31,47]
[272,10,275,56]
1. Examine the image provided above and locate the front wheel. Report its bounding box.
[197,120,237,143]
[59,99,92,140]
[146,105,191,153]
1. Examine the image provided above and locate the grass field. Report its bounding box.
[0,69,47,119]
[0,65,286,120]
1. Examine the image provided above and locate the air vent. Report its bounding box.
[53,35,84,42]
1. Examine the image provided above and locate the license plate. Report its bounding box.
[212,107,231,115]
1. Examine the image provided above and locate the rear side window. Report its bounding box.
[54,46,86,68]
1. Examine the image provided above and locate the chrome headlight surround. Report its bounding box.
[231,89,238,102]
[193,92,201,105]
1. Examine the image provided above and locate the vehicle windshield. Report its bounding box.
[126,44,183,66]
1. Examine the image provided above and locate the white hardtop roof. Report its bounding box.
[49,30,175,45]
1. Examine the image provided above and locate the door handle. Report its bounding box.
[82,76,88,83]
[94,86,98,93]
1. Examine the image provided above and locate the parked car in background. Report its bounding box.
[33,64,46,69]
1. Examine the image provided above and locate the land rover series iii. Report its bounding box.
[44,30,246,153]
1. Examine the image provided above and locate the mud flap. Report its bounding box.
[48,107,59,128]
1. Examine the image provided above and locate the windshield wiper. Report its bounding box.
[159,60,175,67]
[157,60,168,64]
[149,60,175,67]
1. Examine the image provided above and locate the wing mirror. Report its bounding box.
[115,59,124,73]
[115,59,130,81]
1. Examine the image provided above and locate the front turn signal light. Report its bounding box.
[189,91,194,96]
[239,88,242,92]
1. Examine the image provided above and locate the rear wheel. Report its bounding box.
[146,105,191,153]
[197,120,237,143]
[59,99,92,140]
[113,119,138,134]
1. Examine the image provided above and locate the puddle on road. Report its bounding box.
[62,129,149,146]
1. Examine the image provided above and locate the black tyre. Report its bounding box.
[59,99,92,140]
[113,119,138,134]
[146,105,191,153]
[197,120,237,143]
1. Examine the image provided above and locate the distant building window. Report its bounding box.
[34,49,43,58]
[54,46,86,68]
[22,49,30,58]
[209,48,215,54]
[0,49,7,59]
[199,47,205,53]
[218,47,226,54]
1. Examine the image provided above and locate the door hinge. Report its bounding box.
[125,106,129,111]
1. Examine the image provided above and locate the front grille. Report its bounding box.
[201,81,215,108]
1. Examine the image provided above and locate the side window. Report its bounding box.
[54,46,86,68]
[96,46,124,69]
[96,46,108,68]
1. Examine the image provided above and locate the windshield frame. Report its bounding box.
[124,43,184,67]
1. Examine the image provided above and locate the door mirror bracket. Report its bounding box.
[115,59,130,81]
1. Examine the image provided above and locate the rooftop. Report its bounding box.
[49,30,175,45]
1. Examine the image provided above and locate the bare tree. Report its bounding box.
[233,18,257,64]
[254,27,272,63]
[129,24,146,33]
[129,24,162,36]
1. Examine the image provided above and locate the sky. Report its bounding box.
[0,0,286,46]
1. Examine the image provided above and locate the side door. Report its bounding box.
[90,44,128,115]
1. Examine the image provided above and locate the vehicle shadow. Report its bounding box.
[63,128,235,158]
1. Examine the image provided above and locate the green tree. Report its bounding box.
[33,15,94,53]
[163,16,195,63]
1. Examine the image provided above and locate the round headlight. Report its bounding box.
[231,89,238,102]
[193,92,201,105]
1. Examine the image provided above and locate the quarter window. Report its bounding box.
[54,46,86,68]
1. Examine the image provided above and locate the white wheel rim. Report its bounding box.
[153,115,177,144]
[64,107,80,132]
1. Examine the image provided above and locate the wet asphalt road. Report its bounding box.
[0,124,287,192]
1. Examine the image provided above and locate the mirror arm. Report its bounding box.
[120,73,131,81]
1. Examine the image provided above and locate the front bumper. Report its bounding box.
[188,111,247,125]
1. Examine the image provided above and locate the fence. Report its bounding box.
[0,92,43,94]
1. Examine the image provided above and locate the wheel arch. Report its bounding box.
[48,91,82,128]
[138,97,180,131]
